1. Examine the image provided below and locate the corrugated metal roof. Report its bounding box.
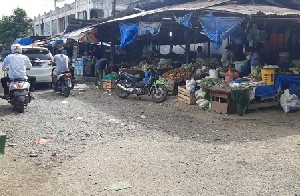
[98,0,232,24]
[63,26,95,40]
[208,4,300,16]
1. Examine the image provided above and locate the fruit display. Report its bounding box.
[162,68,189,82]
[181,63,198,73]
[157,64,171,69]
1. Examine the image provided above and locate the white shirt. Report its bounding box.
[221,50,234,67]
[2,53,32,80]
[53,54,69,74]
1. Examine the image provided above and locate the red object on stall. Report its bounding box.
[79,28,99,43]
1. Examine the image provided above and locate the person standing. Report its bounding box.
[240,47,253,77]
[251,43,265,69]
[221,44,234,67]
[196,46,207,59]
[95,57,109,87]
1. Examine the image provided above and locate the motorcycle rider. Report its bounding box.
[1,44,36,99]
[52,48,69,88]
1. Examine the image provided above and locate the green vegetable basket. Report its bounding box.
[0,132,6,156]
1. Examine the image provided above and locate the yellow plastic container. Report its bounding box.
[261,68,275,86]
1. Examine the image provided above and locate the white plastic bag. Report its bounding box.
[195,88,206,99]
[186,80,191,90]
[280,89,300,113]
[209,69,218,79]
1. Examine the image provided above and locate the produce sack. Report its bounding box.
[280,89,300,113]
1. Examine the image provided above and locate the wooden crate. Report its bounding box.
[102,80,116,92]
[209,88,236,114]
[178,86,196,105]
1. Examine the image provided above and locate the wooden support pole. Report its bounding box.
[111,0,116,66]
[185,30,190,64]
[170,28,173,53]
[208,41,211,58]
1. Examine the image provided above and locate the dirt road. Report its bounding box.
[0,85,299,196]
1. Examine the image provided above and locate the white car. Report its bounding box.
[22,46,53,83]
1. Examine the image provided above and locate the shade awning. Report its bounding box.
[207,4,300,16]
[63,26,95,40]
[97,0,233,25]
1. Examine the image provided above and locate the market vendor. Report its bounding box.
[251,43,265,69]
[196,46,207,59]
[95,56,109,87]
[225,65,240,83]
[221,44,234,67]
[240,47,253,77]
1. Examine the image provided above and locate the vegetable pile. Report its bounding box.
[199,78,223,89]
[162,68,189,82]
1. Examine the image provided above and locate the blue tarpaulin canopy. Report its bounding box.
[119,22,162,48]
[119,23,139,48]
[174,12,193,29]
[199,14,242,49]
[48,38,66,47]
[15,37,32,46]
[138,22,161,36]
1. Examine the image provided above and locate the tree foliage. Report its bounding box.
[0,8,32,47]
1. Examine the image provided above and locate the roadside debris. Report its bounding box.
[35,138,50,145]
[104,182,132,191]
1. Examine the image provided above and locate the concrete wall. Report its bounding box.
[33,0,139,36]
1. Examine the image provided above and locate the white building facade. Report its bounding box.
[33,0,137,36]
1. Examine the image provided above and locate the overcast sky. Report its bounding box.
[0,0,75,18]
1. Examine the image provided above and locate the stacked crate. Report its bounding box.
[178,86,196,105]
[102,80,116,92]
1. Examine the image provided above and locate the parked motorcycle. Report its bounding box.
[116,69,168,103]
[54,71,73,97]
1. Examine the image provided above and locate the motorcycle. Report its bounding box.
[116,68,168,103]
[54,71,73,97]
[52,62,75,97]
[8,79,31,113]
[2,70,32,113]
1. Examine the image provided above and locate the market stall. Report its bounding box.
[92,0,300,114]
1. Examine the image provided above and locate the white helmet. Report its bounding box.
[11,43,22,54]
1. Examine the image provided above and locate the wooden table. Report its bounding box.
[208,88,236,114]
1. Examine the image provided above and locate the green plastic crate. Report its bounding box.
[0,132,6,156]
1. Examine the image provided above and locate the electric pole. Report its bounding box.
[112,0,116,19]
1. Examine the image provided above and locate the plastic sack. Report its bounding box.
[209,69,218,79]
[280,89,300,113]
[196,99,209,108]
[186,80,191,90]
[195,88,206,99]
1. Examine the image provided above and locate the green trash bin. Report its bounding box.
[0,132,6,156]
